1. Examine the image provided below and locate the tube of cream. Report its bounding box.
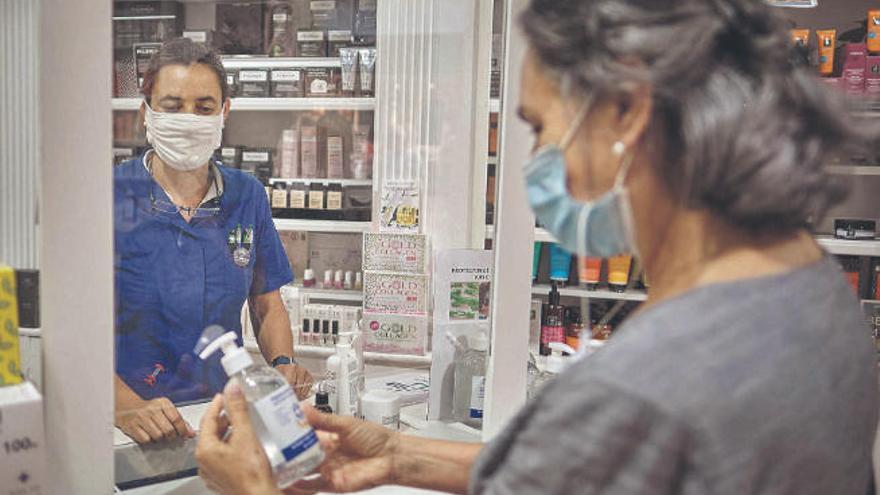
[607,255,633,293]
[358,47,377,96]
[817,29,837,76]
[869,11,880,54]
[548,244,572,286]
[578,256,602,290]
[339,48,359,96]
[532,242,542,281]
[790,29,810,48]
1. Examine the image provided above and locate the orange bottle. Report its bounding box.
[869,11,880,53]
[817,30,837,76]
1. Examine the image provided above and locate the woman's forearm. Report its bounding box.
[391,436,483,494]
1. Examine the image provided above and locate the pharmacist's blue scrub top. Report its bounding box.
[114,151,293,403]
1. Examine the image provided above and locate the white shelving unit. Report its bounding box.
[273,219,371,233]
[532,284,648,302]
[296,286,364,302]
[269,177,373,187]
[487,226,880,257]
[111,97,375,112]
[295,345,433,366]
[826,165,880,176]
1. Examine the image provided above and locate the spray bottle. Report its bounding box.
[195,326,324,488]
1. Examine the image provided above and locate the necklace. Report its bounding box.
[147,153,217,216]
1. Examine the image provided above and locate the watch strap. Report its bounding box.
[271,355,298,368]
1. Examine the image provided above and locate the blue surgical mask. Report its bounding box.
[524,105,639,258]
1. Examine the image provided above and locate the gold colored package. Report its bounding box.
[0,266,23,386]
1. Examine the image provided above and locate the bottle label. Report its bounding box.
[311,1,336,11]
[327,191,343,210]
[252,385,319,464]
[273,13,290,22]
[272,188,288,208]
[238,70,269,82]
[301,129,318,177]
[540,325,565,345]
[298,31,326,41]
[470,376,485,419]
[272,70,301,82]
[289,190,306,209]
[308,191,325,209]
[242,151,270,162]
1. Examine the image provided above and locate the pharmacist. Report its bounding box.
[114,38,312,445]
[196,0,878,493]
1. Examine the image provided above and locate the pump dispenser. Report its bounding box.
[195,326,324,488]
[334,321,365,417]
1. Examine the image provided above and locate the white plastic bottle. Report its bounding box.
[334,324,364,417]
[195,326,324,488]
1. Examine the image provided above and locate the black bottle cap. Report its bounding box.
[315,391,330,405]
[549,281,561,306]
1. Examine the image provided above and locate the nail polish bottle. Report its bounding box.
[334,270,344,290]
[302,268,316,288]
[323,270,333,289]
[355,272,363,290]
[344,271,354,290]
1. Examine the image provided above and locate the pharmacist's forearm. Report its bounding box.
[254,300,295,363]
[114,374,143,408]
[392,436,483,494]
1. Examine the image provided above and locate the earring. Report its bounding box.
[612,141,626,157]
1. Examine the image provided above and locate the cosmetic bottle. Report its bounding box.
[540,283,566,356]
[548,244,572,286]
[334,270,344,290]
[532,242,542,282]
[450,332,488,428]
[315,391,333,414]
[195,326,324,488]
[302,268,316,288]
[565,309,585,351]
[607,255,633,293]
[323,270,333,290]
[579,257,602,290]
[344,271,354,290]
[271,182,290,218]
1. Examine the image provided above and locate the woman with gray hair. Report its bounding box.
[195,1,878,493]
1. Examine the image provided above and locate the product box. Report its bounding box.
[182,30,212,45]
[14,270,38,330]
[379,185,420,232]
[297,31,327,57]
[867,56,880,98]
[308,232,363,282]
[214,3,265,55]
[428,321,490,421]
[218,146,241,169]
[529,299,542,356]
[362,312,429,356]
[862,300,880,358]
[0,266,22,386]
[433,250,494,323]
[363,272,430,315]
[271,68,304,97]
[237,69,271,97]
[225,68,239,98]
[363,233,428,273]
[133,42,162,91]
[343,185,372,222]
[304,66,340,97]
[843,43,867,96]
[834,218,876,240]
[0,382,48,495]
[241,149,273,185]
[328,30,353,56]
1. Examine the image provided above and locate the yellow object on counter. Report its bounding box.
[0,265,23,386]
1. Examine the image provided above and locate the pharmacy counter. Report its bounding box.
[116,402,480,494]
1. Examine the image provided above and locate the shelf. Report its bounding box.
[487,156,498,166]
[18,328,41,337]
[295,345,433,366]
[489,98,500,113]
[111,97,376,112]
[269,177,373,187]
[273,219,371,233]
[295,286,364,302]
[826,165,880,176]
[816,236,880,257]
[221,56,342,69]
[532,284,648,302]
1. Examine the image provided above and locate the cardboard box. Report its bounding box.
[363,272,429,315]
[0,266,22,387]
[843,43,867,96]
[0,382,48,495]
[362,312,428,356]
[363,233,428,273]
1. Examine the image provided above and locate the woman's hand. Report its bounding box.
[196,383,281,495]
[286,406,400,494]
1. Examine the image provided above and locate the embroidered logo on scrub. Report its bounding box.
[228,224,254,267]
[144,363,166,387]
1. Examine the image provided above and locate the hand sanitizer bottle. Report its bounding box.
[195,326,324,488]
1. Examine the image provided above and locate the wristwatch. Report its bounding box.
[271,355,298,368]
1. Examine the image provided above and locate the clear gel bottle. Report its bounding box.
[195,326,324,489]
[450,332,488,427]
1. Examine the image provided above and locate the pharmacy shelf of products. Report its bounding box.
[243,337,432,367]
[296,285,364,302]
[111,97,375,112]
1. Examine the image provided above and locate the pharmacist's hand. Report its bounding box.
[196,382,281,495]
[285,405,399,494]
[114,396,195,444]
[277,364,314,400]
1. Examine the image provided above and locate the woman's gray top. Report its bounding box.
[471,256,878,494]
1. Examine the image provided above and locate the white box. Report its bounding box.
[363,233,428,273]
[0,382,48,495]
[363,272,429,315]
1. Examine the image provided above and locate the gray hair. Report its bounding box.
[522,0,872,231]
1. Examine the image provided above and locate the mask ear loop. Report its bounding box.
[558,101,592,152]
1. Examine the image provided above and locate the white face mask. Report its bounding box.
[144,103,224,172]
